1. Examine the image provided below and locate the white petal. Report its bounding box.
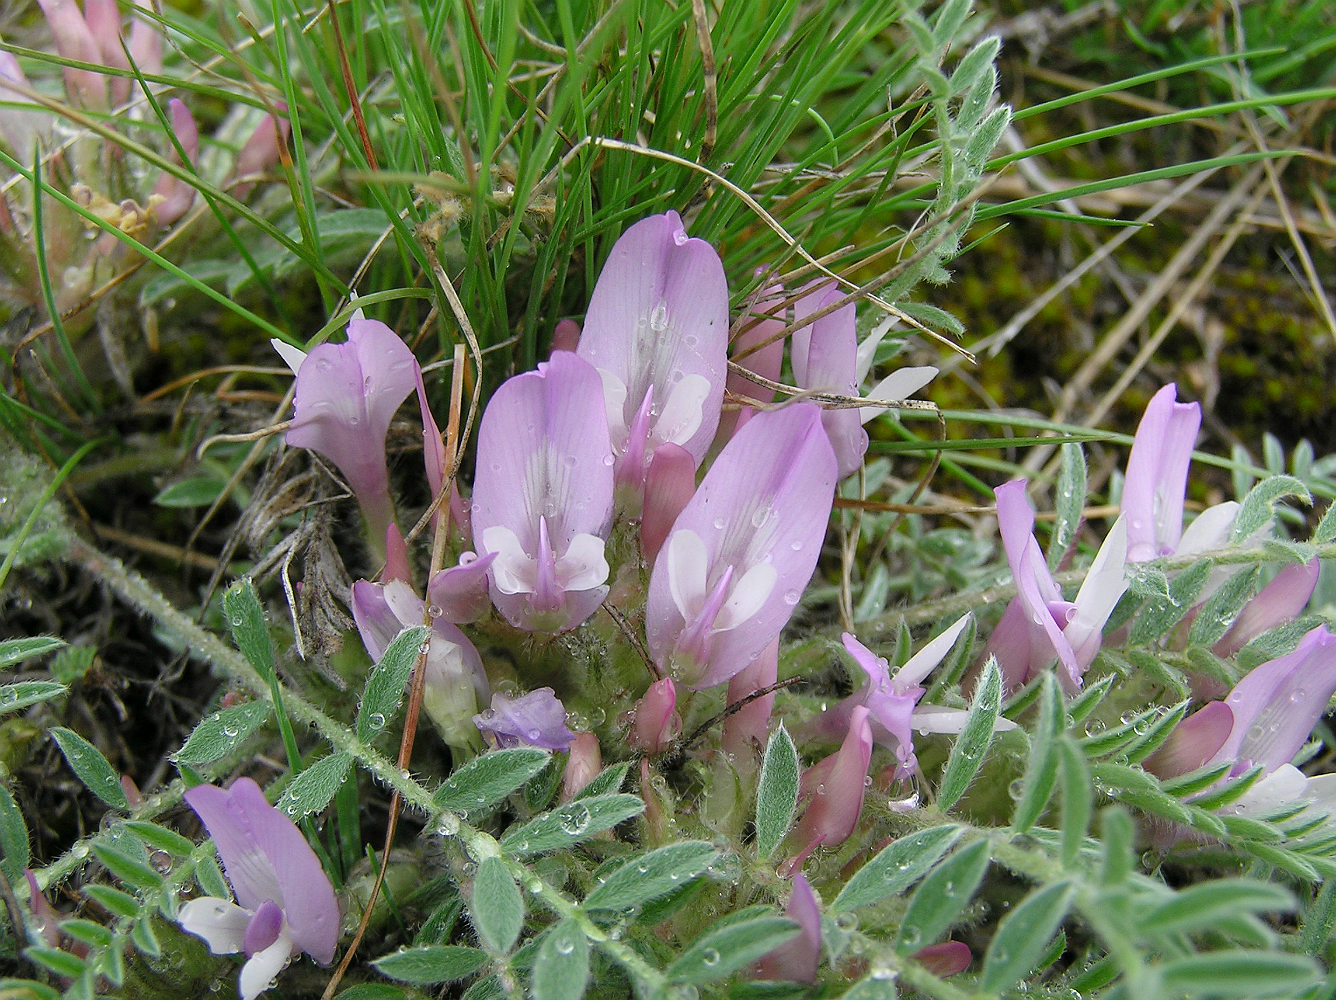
[666,529,710,621]
[597,367,630,448]
[270,339,307,376]
[854,315,897,383]
[238,932,296,1000]
[1176,501,1239,556]
[482,526,536,595]
[557,533,610,592]
[1067,514,1129,662]
[716,562,778,631]
[895,614,971,688]
[859,367,938,425]
[179,897,251,955]
[651,373,710,449]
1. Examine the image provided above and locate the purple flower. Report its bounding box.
[179,778,339,1000]
[474,688,576,751]
[721,638,779,769]
[36,0,107,110]
[351,579,489,749]
[272,319,419,549]
[646,403,837,688]
[1123,384,1238,562]
[576,212,728,500]
[787,706,873,869]
[718,282,786,441]
[1149,627,1336,822]
[810,618,1014,779]
[469,351,615,632]
[986,480,1128,691]
[756,873,822,983]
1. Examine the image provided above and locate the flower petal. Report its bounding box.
[647,404,837,687]
[578,212,729,467]
[1123,384,1200,561]
[179,897,251,955]
[474,688,575,751]
[238,932,296,1000]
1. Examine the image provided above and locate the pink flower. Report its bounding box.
[1123,384,1238,562]
[986,480,1128,691]
[809,618,1013,778]
[646,404,837,688]
[577,212,728,502]
[272,320,419,549]
[1148,627,1336,822]
[179,778,339,1000]
[468,351,615,632]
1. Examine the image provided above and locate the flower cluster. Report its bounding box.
[250,211,1334,994]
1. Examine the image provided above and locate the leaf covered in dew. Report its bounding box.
[432,747,552,813]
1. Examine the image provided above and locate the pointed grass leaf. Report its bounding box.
[50,727,127,809]
[222,579,276,680]
[1142,879,1294,936]
[1232,476,1312,543]
[82,885,141,920]
[584,842,718,912]
[755,724,799,859]
[666,916,800,985]
[1159,951,1319,998]
[981,881,1074,993]
[0,635,64,668]
[275,753,351,820]
[372,945,489,984]
[0,785,29,881]
[1012,675,1062,833]
[533,919,589,1000]
[334,987,410,1000]
[0,681,67,715]
[832,825,963,912]
[1048,442,1087,570]
[93,844,164,892]
[123,821,195,858]
[357,625,431,741]
[433,748,552,813]
[574,761,632,800]
[937,657,1001,811]
[470,856,523,955]
[173,701,272,766]
[894,840,990,954]
[500,794,644,856]
[1188,568,1260,647]
[1129,560,1212,645]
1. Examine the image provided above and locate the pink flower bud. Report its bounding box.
[560,732,602,803]
[627,677,681,754]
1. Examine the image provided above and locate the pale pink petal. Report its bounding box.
[641,443,696,563]
[1216,560,1320,657]
[757,873,821,983]
[1214,626,1336,772]
[646,404,836,688]
[36,0,107,109]
[1065,515,1129,668]
[915,941,972,977]
[578,212,728,472]
[628,678,681,754]
[1123,384,1200,562]
[1144,701,1234,780]
[560,732,602,803]
[151,99,199,225]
